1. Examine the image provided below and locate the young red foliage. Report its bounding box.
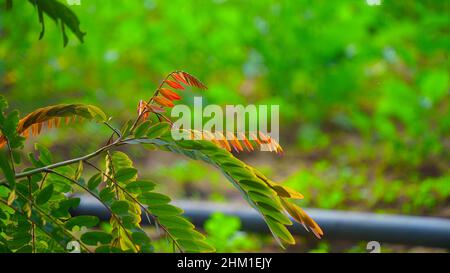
[165,80,184,90]
[159,88,181,101]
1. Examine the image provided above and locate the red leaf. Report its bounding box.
[182,72,208,90]
[171,72,189,85]
[165,80,185,90]
[154,96,174,107]
[159,88,181,100]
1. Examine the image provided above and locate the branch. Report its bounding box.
[0,135,122,185]
[27,176,36,253]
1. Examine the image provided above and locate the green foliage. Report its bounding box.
[204,212,260,252]
[1,0,448,253]
[127,135,320,246]
[2,0,448,164]
[1,92,305,252]
[6,0,86,47]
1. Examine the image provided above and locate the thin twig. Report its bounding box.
[129,72,173,134]
[104,121,122,139]
[1,135,122,183]
[5,137,16,174]
[39,172,48,190]
[27,176,36,253]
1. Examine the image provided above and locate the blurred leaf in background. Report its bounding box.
[204,212,260,252]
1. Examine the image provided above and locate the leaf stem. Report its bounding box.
[129,72,173,134]
[5,137,16,174]
[27,176,36,253]
[1,136,122,183]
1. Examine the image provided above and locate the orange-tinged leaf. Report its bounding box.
[54,117,61,128]
[165,80,184,90]
[22,128,30,138]
[171,72,188,85]
[214,131,231,151]
[270,183,304,199]
[249,132,262,145]
[159,88,181,101]
[0,104,107,148]
[258,131,271,143]
[182,72,208,90]
[239,132,254,151]
[226,132,243,152]
[154,96,174,107]
[280,198,323,239]
[202,130,221,145]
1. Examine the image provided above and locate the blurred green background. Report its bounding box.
[0,0,449,252]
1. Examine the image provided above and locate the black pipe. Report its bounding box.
[73,196,450,249]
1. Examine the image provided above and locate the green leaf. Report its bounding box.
[27,0,86,47]
[5,0,12,10]
[36,184,54,205]
[259,205,292,225]
[148,204,183,216]
[51,197,80,218]
[114,168,137,183]
[110,151,133,169]
[95,246,124,253]
[87,173,102,191]
[111,200,129,215]
[146,122,171,139]
[134,121,151,138]
[65,216,99,230]
[11,150,21,164]
[1,110,24,149]
[7,232,31,249]
[167,228,206,241]
[34,143,52,165]
[99,187,115,204]
[266,219,295,245]
[125,180,156,194]
[131,231,151,245]
[157,216,195,229]
[146,137,305,247]
[177,239,215,253]
[0,151,15,187]
[15,245,32,253]
[120,120,134,138]
[81,231,112,246]
[7,188,16,205]
[85,105,107,122]
[138,192,171,206]
[0,185,11,198]
[74,160,83,180]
